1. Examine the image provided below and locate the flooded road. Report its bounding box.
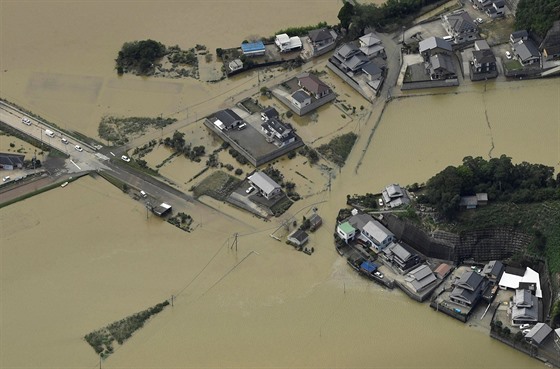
[1,1,558,368]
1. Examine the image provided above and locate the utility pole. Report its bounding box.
[170,294,174,307]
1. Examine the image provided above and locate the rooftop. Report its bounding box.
[419,37,452,54]
[248,171,280,195]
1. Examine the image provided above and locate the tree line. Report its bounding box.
[515,0,560,39]
[338,0,444,37]
[419,155,560,219]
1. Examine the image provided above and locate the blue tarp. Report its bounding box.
[360,260,378,273]
[241,41,265,53]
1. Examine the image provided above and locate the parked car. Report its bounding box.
[505,51,512,59]
[520,324,533,330]
[74,145,83,152]
[140,190,147,198]
[237,123,247,131]
[21,117,32,125]
[374,271,384,279]
[61,137,69,144]
[121,155,131,162]
[378,198,383,207]
[476,18,484,24]
[522,329,531,335]
[246,186,255,194]
[2,176,11,182]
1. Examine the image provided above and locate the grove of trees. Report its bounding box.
[515,0,560,38]
[419,155,560,219]
[116,39,166,75]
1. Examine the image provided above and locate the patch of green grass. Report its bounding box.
[317,132,358,167]
[192,170,241,200]
[504,59,523,71]
[99,116,176,145]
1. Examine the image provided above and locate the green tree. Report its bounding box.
[338,1,355,29]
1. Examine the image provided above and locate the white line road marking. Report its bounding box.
[70,160,81,170]
[110,152,115,156]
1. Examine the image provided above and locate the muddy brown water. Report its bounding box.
[1,1,557,368]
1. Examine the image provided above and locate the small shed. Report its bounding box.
[288,229,309,246]
[241,41,266,57]
[153,203,172,217]
[360,260,378,274]
[308,213,323,232]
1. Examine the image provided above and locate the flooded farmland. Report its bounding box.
[1,0,558,368]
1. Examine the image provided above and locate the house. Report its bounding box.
[498,266,542,298]
[555,328,560,344]
[476,0,492,7]
[419,37,453,61]
[0,153,25,170]
[228,59,243,72]
[241,41,265,57]
[383,242,420,271]
[357,220,396,251]
[450,271,486,307]
[525,323,553,346]
[482,260,504,284]
[261,117,295,146]
[486,0,505,18]
[361,62,383,82]
[212,109,244,130]
[459,193,488,209]
[442,11,478,43]
[307,28,336,53]
[333,43,361,63]
[343,54,370,74]
[474,40,490,51]
[288,229,309,247]
[337,221,357,243]
[381,184,410,208]
[275,33,302,52]
[247,171,282,200]
[540,20,560,61]
[405,264,438,293]
[510,30,529,45]
[428,53,457,80]
[513,39,541,66]
[511,289,539,325]
[308,213,322,232]
[472,49,497,74]
[297,73,331,99]
[434,263,453,279]
[359,32,385,58]
[261,107,279,122]
[291,90,312,109]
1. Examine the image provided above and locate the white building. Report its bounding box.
[275,33,302,52]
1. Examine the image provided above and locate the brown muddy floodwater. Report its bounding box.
[1,1,558,368]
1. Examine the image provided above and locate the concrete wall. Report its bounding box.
[401,78,459,90]
[272,90,337,116]
[326,61,376,102]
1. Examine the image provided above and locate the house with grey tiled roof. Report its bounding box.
[510,30,529,45]
[486,0,506,19]
[288,229,309,247]
[513,39,541,66]
[429,53,457,80]
[419,37,453,61]
[383,242,420,271]
[482,260,504,284]
[359,32,385,58]
[261,117,295,147]
[291,90,312,110]
[212,109,244,130]
[405,264,437,293]
[450,271,486,307]
[525,323,553,346]
[512,289,539,325]
[307,28,337,55]
[381,183,410,208]
[442,11,478,43]
[248,171,282,200]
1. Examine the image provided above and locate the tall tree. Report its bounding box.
[338,1,355,29]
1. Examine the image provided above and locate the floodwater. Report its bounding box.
[1,1,558,369]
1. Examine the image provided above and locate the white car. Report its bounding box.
[378,198,384,207]
[505,51,512,59]
[520,324,533,330]
[246,186,255,194]
[61,138,69,144]
[2,176,11,182]
[374,271,384,279]
[21,117,32,126]
[476,18,483,24]
[522,329,531,335]
[121,155,131,162]
[74,145,83,152]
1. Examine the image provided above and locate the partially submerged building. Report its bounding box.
[275,33,302,53]
[248,171,282,200]
[381,184,410,208]
[0,153,25,170]
[288,229,309,247]
[449,271,486,307]
[511,289,539,325]
[405,264,438,293]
